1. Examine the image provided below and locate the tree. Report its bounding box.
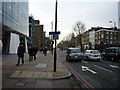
[73,20,86,51]
[57,33,75,50]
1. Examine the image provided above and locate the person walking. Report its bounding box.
[28,45,34,61]
[43,47,47,56]
[33,46,37,60]
[16,43,25,66]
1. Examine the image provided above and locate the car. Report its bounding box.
[102,47,120,61]
[66,48,82,62]
[83,50,101,61]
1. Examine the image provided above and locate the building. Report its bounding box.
[34,20,44,50]
[82,27,120,52]
[1,1,29,54]
[118,1,120,28]
[27,15,35,46]
[82,30,89,50]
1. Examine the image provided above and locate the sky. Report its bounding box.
[29,0,119,43]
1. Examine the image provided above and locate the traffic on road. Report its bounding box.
[58,49,120,89]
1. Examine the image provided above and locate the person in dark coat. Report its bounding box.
[33,46,38,60]
[43,47,47,56]
[28,45,34,61]
[16,43,25,66]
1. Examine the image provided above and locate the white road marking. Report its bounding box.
[109,65,120,69]
[82,61,88,63]
[82,66,97,74]
[94,65,112,73]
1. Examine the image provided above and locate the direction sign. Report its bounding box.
[49,31,60,35]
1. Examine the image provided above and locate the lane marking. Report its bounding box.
[94,65,112,73]
[82,66,97,74]
[109,65,120,69]
[82,61,88,63]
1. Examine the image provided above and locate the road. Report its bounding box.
[57,50,120,89]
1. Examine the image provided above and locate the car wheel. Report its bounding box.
[97,59,100,61]
[86,56,89,60]
[66,58,70,62]
[101,56,104,60]
[79,59,82,62]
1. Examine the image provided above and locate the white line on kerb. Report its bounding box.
[94,65,112,73]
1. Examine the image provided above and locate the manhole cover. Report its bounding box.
[16,82,26,87]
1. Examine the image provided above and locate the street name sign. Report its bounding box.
[49,31,60,35]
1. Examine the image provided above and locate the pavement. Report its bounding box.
[2,51,72,89]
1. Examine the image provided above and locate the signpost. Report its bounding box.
[49,31,60,35]
[50,0,58,72]
[49,31,60,40]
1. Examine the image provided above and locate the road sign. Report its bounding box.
[53,35,59,40]
[49,31,60,35]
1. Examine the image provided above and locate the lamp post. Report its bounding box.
[54,0,58,72]
[109,20,116,28]
[109,20,116,47]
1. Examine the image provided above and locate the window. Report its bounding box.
[101,34,104,38]
[106,36,109,39]
[110,36,112,39]
[111,32,112,35]
[106,31,109,34]
[110,41,112,44]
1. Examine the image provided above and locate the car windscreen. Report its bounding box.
[106,49,115,53]
[116,49,120,53]
[91,50,99,54]
[71,49,80,53]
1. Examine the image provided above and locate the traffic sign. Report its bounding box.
[49,31,60,35]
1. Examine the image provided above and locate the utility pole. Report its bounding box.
[54,0,58,72]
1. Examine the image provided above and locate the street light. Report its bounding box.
[109,20,116,47]
[109,20,116,28]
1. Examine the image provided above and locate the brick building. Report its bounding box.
[82,27,120,52]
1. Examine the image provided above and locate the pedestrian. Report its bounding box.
[33,46,38,60]
[28,45,34,61]
[43,47,47,56]
[16,43,25,66]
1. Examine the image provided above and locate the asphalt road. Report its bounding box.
[57,50,120,89]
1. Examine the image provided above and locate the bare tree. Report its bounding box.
[73,20,86,50]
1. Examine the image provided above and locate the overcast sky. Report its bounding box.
[29,0,119,43]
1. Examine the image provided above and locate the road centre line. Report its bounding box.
[94,65,112,73]
[82,61,88,63]
[109,65,120,69]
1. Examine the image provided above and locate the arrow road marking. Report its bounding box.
[82,66,97,74]
[109,65,120,69]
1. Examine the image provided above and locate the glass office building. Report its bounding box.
[28,15,35,46]
[1,0,29,54]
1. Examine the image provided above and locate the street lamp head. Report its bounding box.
[109,20,113,23]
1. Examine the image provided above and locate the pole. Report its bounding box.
[54,0,58,72]
[51,21,53,55]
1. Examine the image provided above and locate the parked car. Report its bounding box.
[102,47,120,61]
[83,50,101,61]
[66,48,82,62]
